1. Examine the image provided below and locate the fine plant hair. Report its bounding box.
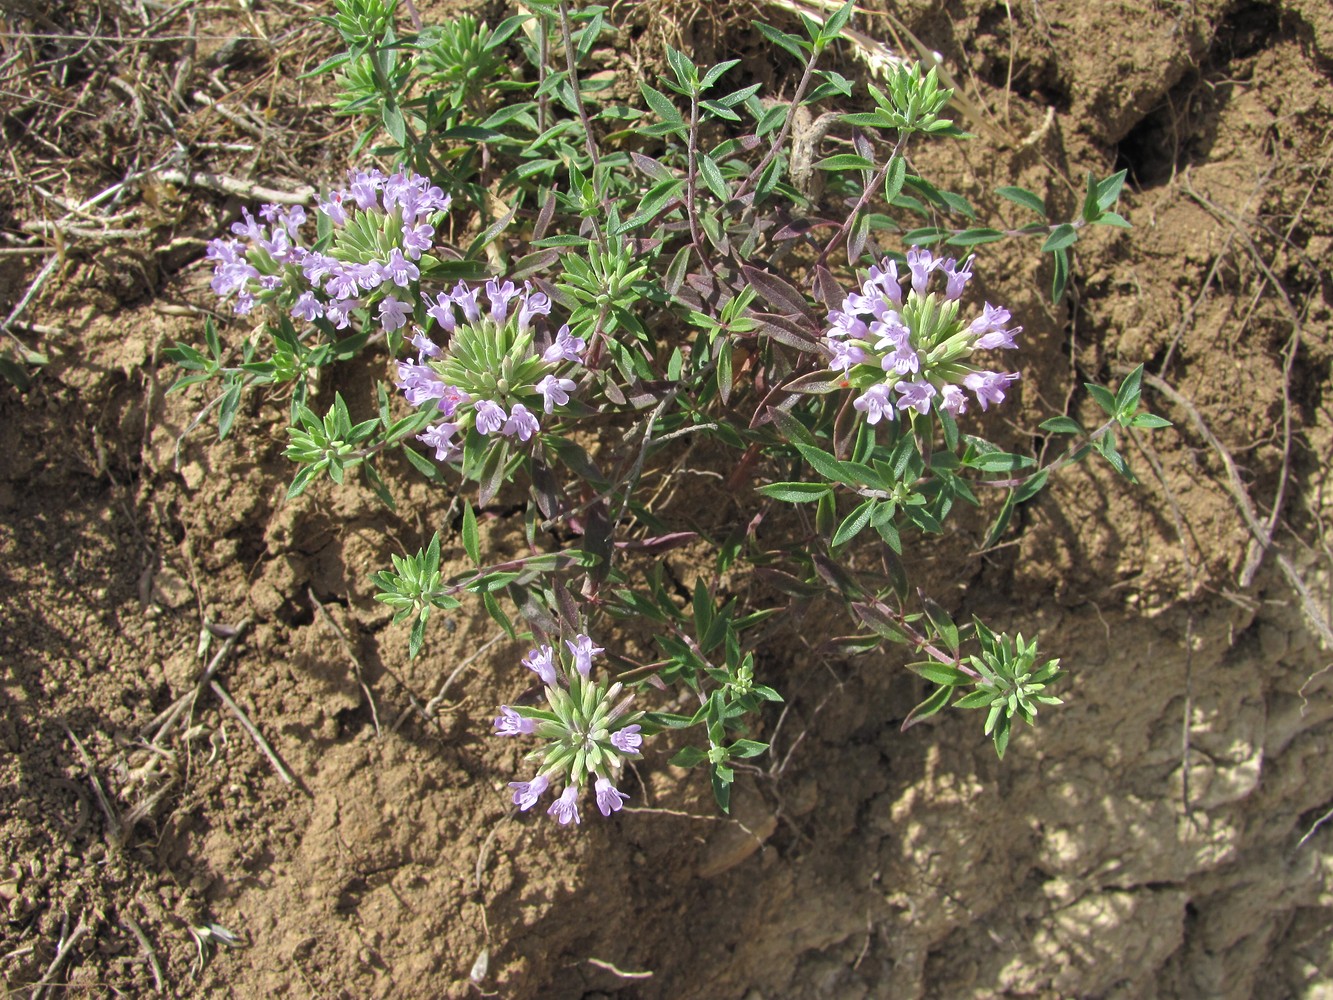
[168,0,1167,820]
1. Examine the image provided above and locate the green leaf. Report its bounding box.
[409,611,428,660]
[920,595,960,653]
[217,380,242,440]
[947,228,1006,246]
[711,763,732,813]
[1042,223,1079,253]
[831,499,875,547]
[996,185,1047,216]
[1012,468,1050,504]
[756,482,832,503]
[482,591,516,638]
[1085,382,1118,416]
[953,688,995,709]
[907,660,968,686]
[794,443,860,485]
[815,153,875,172]
[1051,246,1069,303]
[671,746,709,768]
[982,491,1017,549]
[1095,211,1132,229]
[1096,169,1128,210]
[729,739,769,759]
[461,503,480,565]
[382,103,407,144]
[1113,363,1144,421]
[715,338,733,403]
[640,83,684,128]
[698,153,730,201]
[1130,412,1172,429]
[819,0,855,41]
[1039,416,1084,435]
[755,22,807,60]
[902,684,952,729]
[883,154,907,204]
[967,451,1036,473]
[903,227,949,245]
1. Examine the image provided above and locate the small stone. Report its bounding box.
[180,461,206,490]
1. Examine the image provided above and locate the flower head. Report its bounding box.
[818,251,1024,426]
[494,627,648,828]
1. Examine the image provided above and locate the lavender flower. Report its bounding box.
[542,325,585,364]
[378,295,411,332]
[436,385,469,418]
[417,422,460,462]
[474,399,506,435]
[517,287,551,332]
[383,248,419,288]
[396,360,446,407]
[906,247,938,294]
[828,339,867,373]
[868,257,904,306]
[964,370,1020,410]
[610,725,642,754]
[548,786,581,826]
[426,293,457,333]
[941,255,974,300]
[941,384,968,416]
[402,222,433,259]
[509,774,549,811]
[522,645,557,686]
[452,282,482,322]
[894,379,937,414]
[535,374,576,413]
[594,778,628,817]
[485,278,519,321]
[291,292,323,323]
[853,384,895,425]
[501,403,540,442]
[566,634,604,677]
[411,330,441,358]
[494,705,538,737]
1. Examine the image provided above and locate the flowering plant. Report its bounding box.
[497,632,645,825]
[169,0,1168,818]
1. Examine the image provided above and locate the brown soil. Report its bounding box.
[3,0,1333,997]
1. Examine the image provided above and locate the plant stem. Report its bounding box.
[685,89,707,260]
[735,46,822,202]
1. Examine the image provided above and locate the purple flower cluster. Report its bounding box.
[205,166,451,332]
[396,277,587,462]
[494,633,644,827]
[823,248,1022,424]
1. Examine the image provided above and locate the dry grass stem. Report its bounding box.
[209,679,297,785]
